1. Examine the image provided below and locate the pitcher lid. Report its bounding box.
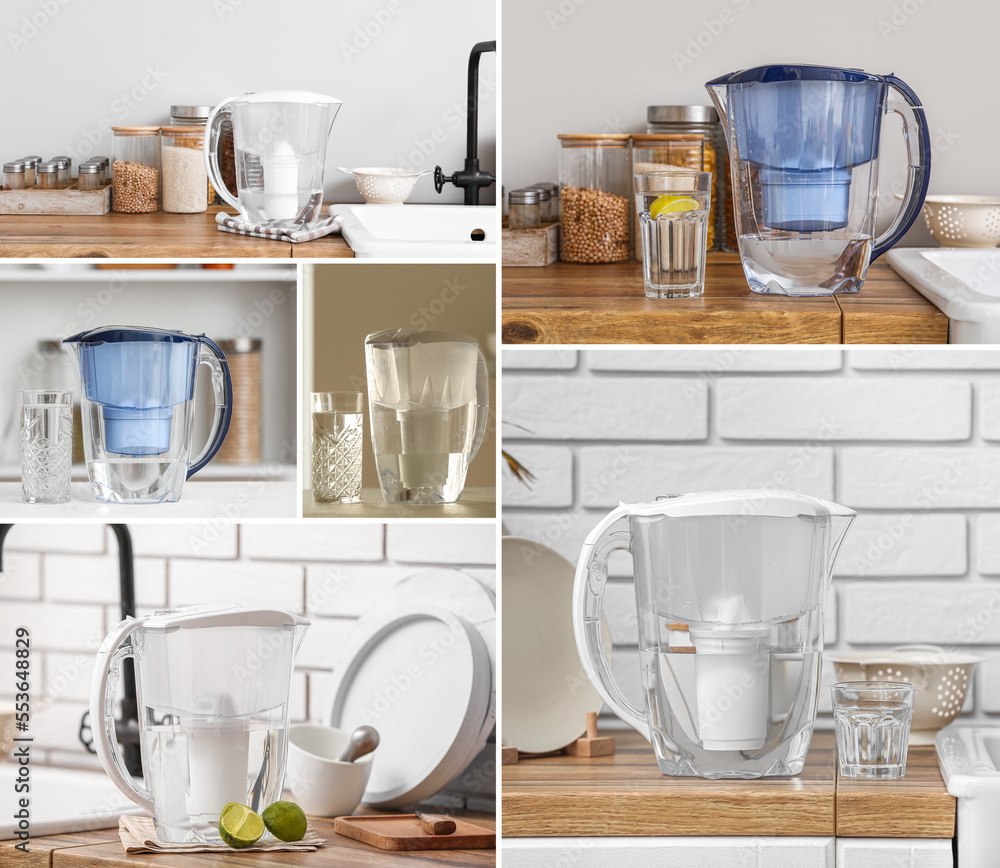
[707,64,884,86]
[140,604,309,631]
[234,90,342,106]
[365,328,479,347]
[621,489,856,519]
[64,325,206,345]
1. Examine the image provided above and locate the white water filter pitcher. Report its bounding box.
[365,328,490,504]
[91,606,309,843]
[205,91,341,227]
[573,491,855,778]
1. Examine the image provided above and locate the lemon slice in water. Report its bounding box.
[649,195,699,219]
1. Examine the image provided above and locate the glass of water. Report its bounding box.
[634,170,712,299]
[311,391,363,504]
[832,681,915,780]
[20,390,73,504]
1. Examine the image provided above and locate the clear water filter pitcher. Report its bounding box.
[205,91,341,227]
[91,606,308,844]
[64,326,233,504]
[573,490,855,778]
[706,64,930,296]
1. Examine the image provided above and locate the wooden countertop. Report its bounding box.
[0,206,354,259]
[502,253,947,345]
[303,487,496,519]
[501,731,954,839]
[1,812,495,867]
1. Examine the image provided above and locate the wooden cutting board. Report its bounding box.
[335,814,496,851]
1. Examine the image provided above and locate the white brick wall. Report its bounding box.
[502,347,1000,728]
[0,523,495,808]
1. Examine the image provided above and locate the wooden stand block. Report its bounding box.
[0,183,111,215]
[502,221,559,266]
[564,712,615,758]
[501,746,519,765]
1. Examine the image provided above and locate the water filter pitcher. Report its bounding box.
[573,490,855,778]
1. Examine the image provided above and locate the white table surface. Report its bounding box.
[302,486,496,519]
[0,481,297,519]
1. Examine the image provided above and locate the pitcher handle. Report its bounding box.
[572,506,651,740]
[187,336,233,479]
[467,344,490,463]
[871,75,931,262]
[204,97,242,214]
[89,618,154,815]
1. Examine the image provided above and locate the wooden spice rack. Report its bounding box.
[0,182,111,216]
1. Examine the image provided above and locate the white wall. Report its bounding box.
[502,346,1000,728]
[0,522,496,808]
[0,0,497,205]
[502,0,998,245]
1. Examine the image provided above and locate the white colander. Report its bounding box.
[921,195,1000,248]
[337,167,432,205]
[830,645,983,744]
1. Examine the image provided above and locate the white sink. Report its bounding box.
[887,247,1000,343]
[330,204,496,259]
[936,723,1000,868]
[0,764,143,839]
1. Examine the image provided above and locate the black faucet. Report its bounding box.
[434,40,496,206]
[0,524,142,776]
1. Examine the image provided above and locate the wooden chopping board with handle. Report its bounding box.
[334,814,495,851]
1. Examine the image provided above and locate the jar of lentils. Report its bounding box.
[557,134,631,264]
[111,126,161,213]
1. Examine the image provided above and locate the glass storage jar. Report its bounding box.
[36,161,58,189]
[558,134,632,263]
[214,338,262,465]
[631,133,706,260]
[647,106,733,251]
[160,125,208,213]
[91,156,110,185]
[508,188,541,230]
[111,126,161,213]
[77,162,102,191]
[18,157,38,187]
[49,156,72,188]
[528,182,559,222]
[3,161,25,190]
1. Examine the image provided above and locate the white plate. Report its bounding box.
[502,536,606,754]
[327,604,491,808]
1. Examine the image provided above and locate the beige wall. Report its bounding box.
[310,263,497,489]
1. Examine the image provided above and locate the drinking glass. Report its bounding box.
[832,681,915,779]
[311,392,363,504]
[634,170,712,299]
[20,390,73,504]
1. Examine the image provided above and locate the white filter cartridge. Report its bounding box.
[690,630,769,751]
[262,147,300,220]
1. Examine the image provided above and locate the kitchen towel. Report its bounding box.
[118,815,326,854]
[214,212,343,243]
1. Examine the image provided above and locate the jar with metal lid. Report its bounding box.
[508,188,541,230]
[160,125,208,213]
[630,133,706,260]
[528,181,559,222]
[48,156,72,188]
[214,338,261,465]
[647,106,732,251]
[77,162,102,191]
[111,126,160,213]
[36,161,58,189]
[558,134,632,263]
[18,157,38,187]
[3,161,25,190]
[90,155,110,185]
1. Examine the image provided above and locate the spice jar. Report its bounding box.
[529,181,559,222]
[111,126,160,213]
[18,157,38,187]
[36,161,58,189]
[214,338,261,464]
[558,134,632,263]
[77,162,102,191]
[647,106,732,251]
[160,125,208,213]
[508,188,541,230]
[48,156,72,188]
[3,161,25,190]
[91,156,110,185]
[630,133,706,260]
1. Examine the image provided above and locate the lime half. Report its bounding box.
[649,195,700,219]
[219,802,265,849]
[262,801,308,843]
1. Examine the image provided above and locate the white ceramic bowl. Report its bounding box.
[921,195,1000,248]
[286,725,373,817]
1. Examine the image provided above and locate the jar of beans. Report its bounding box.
[557,134,632,264]
[111,126,161,213]
[647,106,733,251]
[631,133,706,260]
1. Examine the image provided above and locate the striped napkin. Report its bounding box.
[214,211,343,243]
[118,814,326,854]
